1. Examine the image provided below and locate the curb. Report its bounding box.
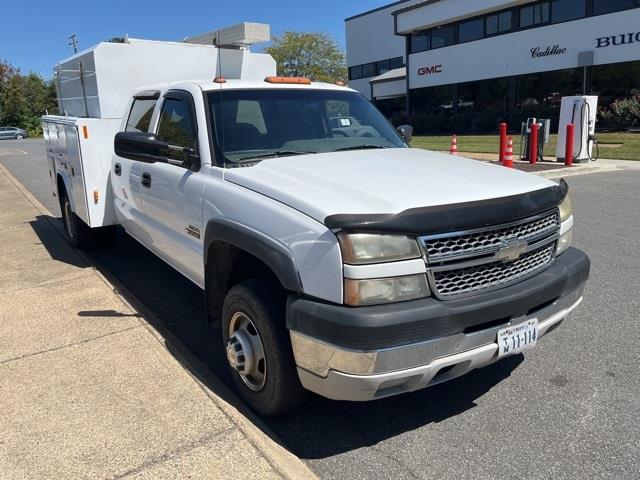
[0,163,317,480]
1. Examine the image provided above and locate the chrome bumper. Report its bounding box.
[291,289,583,402]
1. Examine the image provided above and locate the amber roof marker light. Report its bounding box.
[264,76,312,85]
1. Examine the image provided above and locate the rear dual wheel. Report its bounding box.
[60,194,115,249]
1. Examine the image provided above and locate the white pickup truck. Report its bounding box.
[43,26,590,416]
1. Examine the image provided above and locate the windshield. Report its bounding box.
[207,89,407,166]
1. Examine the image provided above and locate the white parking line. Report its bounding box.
[16,149,29,155]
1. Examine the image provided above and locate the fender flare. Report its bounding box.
[203,218,303,293]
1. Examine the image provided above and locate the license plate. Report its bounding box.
[497,319,538,358]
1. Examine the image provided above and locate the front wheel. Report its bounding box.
[15,134,23,140]
[222,280,307,416]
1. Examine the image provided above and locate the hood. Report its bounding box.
[224,148,556,224]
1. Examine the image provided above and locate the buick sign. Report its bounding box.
[596,32,640,48]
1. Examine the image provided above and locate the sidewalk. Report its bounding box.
[0,165,316,479]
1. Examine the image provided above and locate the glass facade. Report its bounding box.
[406,61,640,133]
[408,0,634,53]
[349,56,404,80]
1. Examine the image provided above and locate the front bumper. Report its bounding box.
[287,247,590,401]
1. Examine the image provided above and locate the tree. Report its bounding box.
[265,31,346,83]
[0,60,18,97]
[0,60,58,135]
[1,75,27,126]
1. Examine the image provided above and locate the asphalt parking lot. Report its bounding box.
[1,138,639,479]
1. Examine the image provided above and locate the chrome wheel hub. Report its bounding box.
[226,312,266,391]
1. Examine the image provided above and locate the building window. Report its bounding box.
[349,65,362,80]
[593,0,640,15]
[486,11,512,36]
[362,62,376,78]
[430,25,455,49]
[552,0,586,23]
[459,18,484,43]
[389,57,404,69]
[520,2,550,28]
[411,32,430,53]
[376,59,391,75]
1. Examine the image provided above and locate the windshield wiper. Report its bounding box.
[333,145,390,152]
[236,150,315,163]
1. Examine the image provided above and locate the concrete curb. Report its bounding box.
[0,163,317,480]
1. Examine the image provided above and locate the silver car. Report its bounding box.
[0,126,28,140]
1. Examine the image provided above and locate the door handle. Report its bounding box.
[114,163,121,176]
[141,172,152,188]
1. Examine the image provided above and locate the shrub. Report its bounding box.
[599,95,640,130]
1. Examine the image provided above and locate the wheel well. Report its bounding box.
[56,174,67,200]
[205,241,283,326]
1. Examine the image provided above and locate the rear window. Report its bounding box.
[126,99,156,132]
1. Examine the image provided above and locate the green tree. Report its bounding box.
[1,75,27,126]
[265,31,346,83]
[0,61,58,135]
[0,59,18,97]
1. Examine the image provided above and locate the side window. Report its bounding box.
[126,99,156,132]
[157,97,197,163]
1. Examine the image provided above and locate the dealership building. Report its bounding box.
[345,0,640,122]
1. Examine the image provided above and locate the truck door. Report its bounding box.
[137,90,205,286]
[111,95,158,243]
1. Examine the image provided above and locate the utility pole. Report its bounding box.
[68,34,79,53]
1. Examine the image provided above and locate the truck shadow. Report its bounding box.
[32,219,524,459]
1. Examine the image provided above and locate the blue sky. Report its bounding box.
[0,0,392,78]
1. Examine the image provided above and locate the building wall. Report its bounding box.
[345,2,409,98]
[408,8,640,90]
[396,0,533,33]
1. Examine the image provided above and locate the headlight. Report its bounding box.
[338,233,422,264]
[559,195,572,222]
[557,195,574,255]
[344,274,429,306]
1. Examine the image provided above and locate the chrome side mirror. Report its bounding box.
[397,124,414,143]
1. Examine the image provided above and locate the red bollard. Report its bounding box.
[565,123,575,167]
[529,123,539,164]
[499,123,507,165]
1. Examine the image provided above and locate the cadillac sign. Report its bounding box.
[530,45,567,58]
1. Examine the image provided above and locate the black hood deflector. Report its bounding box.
[324,179,569,235]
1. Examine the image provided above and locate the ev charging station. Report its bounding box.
[556,96,599,164]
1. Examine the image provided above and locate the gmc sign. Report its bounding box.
[418,65,443,76]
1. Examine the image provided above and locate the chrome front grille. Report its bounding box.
[420,210,560,299]
[425,211,559,262]
[432,243,555,297]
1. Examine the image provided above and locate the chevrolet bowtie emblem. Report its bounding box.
[495,238,528,263]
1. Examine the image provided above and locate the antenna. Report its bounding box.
[68,34,79,53]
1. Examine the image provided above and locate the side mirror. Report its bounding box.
[114,132,200,171]
[114,132,168,163]
[397,124,414,143]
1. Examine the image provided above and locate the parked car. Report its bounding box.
[0,127,28,140]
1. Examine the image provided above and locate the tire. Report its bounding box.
[15,134,23,140]
[222,280,307,416]
[60,193,93,249]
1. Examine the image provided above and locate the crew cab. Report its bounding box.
[43,29,589,416]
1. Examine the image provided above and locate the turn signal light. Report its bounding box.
[213,76,227,83]
[93,189,99,204]
[264,76,311,85]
